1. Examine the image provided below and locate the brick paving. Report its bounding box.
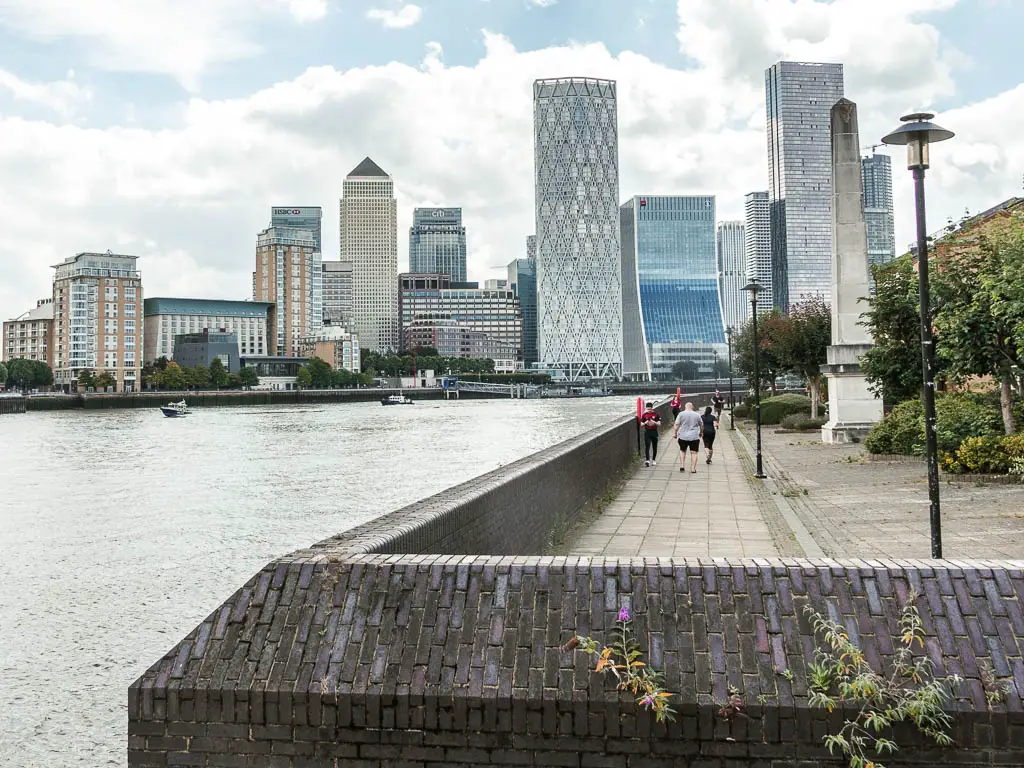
[566,423,779,558]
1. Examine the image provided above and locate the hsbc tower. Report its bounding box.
[270,206,322,252]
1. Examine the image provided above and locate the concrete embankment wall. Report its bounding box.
[25,388,493,411]
[129,401,1024,768]
[0,396,27,414]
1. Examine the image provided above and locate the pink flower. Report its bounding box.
[618,605,631,622]
[640,694,655,707]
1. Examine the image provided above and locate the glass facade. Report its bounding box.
[743,191,773,312]
[717,220,749,332]
[861,153,896,272]
[507,257,537,365]
[322,260,353,327]
[409,208,467,283]
[766,61,844,312]
[271,207,322,253]
[534,77,622,381]
[621,196,726,380]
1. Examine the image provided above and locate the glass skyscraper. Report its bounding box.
[620,195,726,380]
[765,61,844,312]
[271,207,322,253]
[744,191,773,313]
[861,153,896,271]
[507,255,537,365]
[408,208,467,283]
[717,220,749,332]
[534,77,622,381]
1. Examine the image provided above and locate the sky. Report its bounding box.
[0,0,1021,321]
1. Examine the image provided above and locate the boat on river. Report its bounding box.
[381,393,414,406]
[160,400,189,417]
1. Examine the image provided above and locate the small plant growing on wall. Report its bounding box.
[563,605,677,723]
[804,591,962,768]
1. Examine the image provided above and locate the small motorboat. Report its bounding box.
[381,393,414,406]
[160,400,189,417]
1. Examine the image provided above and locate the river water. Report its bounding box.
[0,396,639,767]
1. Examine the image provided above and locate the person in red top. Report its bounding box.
[670,395,681,418]
[641,402,662,467]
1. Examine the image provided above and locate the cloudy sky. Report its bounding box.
[0,0,1021,320]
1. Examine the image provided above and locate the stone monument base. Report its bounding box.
[821,343,883,444]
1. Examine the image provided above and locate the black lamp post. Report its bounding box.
[713,350,719,389]
[726,326,735,430]
[742,281,766,478]
[882,112,954,560]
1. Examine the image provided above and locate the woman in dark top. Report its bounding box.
[701,406,719,465]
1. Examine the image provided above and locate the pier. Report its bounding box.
[0,395,27,414]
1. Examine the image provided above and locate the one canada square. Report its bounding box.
[533,77,622,381]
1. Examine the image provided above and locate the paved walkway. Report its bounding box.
[567,426,779,558]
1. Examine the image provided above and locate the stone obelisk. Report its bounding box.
[821,98,884,443]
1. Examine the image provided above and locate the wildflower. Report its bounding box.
[618,605,631,622]
[640,694,655,707]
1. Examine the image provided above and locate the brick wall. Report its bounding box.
[129,404,1024,767]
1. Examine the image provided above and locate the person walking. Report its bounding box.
[712,390,725,418]
[670,393,681,418]
[673,401,703,474]
[640,401,661,467]
[701,405,719,464]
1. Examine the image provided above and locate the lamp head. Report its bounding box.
[742,281,761,295]
[881,112,954,170]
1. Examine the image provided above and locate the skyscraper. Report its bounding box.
[533,77,622,380]
[409,208,467,282]
[621,195,726,380]
[526,235,537,261]
[271,207,322,253]
[744,191,773,313]
[717,220,749,332]
[339,157,398,352]
[765,61,844,311]
[254,226,322,356]
[861,153,896,270]
[322,260,354,327]
[51,252,143,392]
[508,255,537,365]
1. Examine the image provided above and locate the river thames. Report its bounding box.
[0,396,640,767]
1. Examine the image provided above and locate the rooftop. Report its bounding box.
[7,301,54,323]
[143,297,274,317]
[347,156,389,178]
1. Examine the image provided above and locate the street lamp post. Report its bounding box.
[714,350,719,389]
[882,112,954,560]
[742,281,766,478]
[726,326,735,430]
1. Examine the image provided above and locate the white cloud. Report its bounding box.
[529,0,559,6]
[0,69,91,114]
[366,3,422,28]
[0,0,328,91]
[0,6,1021,324]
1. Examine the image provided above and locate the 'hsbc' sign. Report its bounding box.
[272,208,320,216]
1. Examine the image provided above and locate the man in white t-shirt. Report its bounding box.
[672,402,703,474]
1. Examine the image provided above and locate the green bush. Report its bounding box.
[865,399,924,455]
[759,393,813,425]
[953,435,1010,474]
[780,413,827,430]
[733,403,750,418]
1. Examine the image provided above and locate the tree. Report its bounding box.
[306,356,333,388]
[860,255,939,404]
[187,365,211,390]
[733,312,784,392]
[95,371,116,390]
[765,297,831,418]
[934,215,1024,434]
[238,366,259,388]
[711,356,730,380]
[161,361,186,390]
[411,345,439,357]
[296,366,312,387]
[77,369,97,390]
[226,373,242,389]
[0,361,6,387]
[209,357,229,389]
[30,360,53,388]
[671,359,700,381]
[5,358,51,391]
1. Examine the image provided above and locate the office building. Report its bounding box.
[765,61,844,311]
[534,77,623,380]
[408,208,467,283]
[51,252,143,392]
[270,207,322,253]
[172,329,240,372]
[717,221,749,331]
[744,191,773,313]
[298,325,361,373]
[340,157,398,353]
[254,226,321,356]
[143,298,274,362]
[322,260,354,327]
[526,235,537,261]
[403,316,517,369]
[861,152,896,271]
[398,273,522,371]
[507,256,538,365]
[483,279,508,290]
[3,299,53,363]
[620,196,726,380]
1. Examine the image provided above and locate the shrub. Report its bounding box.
[780,412,827,430]
[865,399,925,455]
[759,393,813,425]
[733,403,750,418]
[934,393,1003,453]
[953,436,1010,474]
